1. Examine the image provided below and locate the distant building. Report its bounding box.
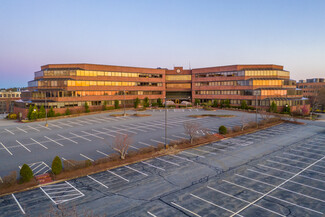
[0,89,21,113]
[14,63,308,118]
[297,78,325,97]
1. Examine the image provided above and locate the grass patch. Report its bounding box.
[189,114,235,118]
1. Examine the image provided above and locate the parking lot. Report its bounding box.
[0,109,261,177]
[0,109,323,216]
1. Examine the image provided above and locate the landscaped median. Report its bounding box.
[0,116,303,197]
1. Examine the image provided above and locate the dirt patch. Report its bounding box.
[133,114,152,117]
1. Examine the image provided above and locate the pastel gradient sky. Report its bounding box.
[0,0,324,88]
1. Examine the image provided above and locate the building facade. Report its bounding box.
[0,90,21,114]
[14,63,307,118]
[297,78,325,97]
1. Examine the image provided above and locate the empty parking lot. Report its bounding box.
[0,109,324,216]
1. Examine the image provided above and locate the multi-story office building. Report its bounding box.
[297,78,325,97]
[0,89,21,114]
[192,64,304,109]
[14,63,307,118]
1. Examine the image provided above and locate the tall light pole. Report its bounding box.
[123,90,126,117]
[45,92,48,127]
[165,96,167,149]
[255,90,258,128]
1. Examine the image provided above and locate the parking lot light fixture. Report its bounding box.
[123,90,126,117]
[165,97,167,149]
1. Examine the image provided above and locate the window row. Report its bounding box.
[166,83,191,88]
[195,89,289,96]
[37,70,163,78]
[253,80,283,86]
[29,80,163,87]
[195,80,251,87]
[195,71,245,78]
[166,75,192,81]
[245,70,289,77]
[32,90,163,98]
[0,93,21,98]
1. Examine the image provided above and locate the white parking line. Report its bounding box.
[70,132,92,141]
[31,138,48,149]
[156,157,180,166]
[58,122,74,127]
[147,211,157,217]
[225,180,323,216]
[57,134,78,144]
[44,136,64,147]
[258,164,325,184]
[247,169,325,193]
[125,125,147,132]
[67,120,83,126]
[111,126,137,134]
[190,193,243,217]
[207,186,285,217]
[50,124,63,129]
[38,124,51,130]
[62,157,75,166]
[107,170,129,182]
[96,150,109,157]
[171,202,201,217]
[161,137,175,141]
[82,131,105,139]
[92,129,116,137]
[124,165,148,176]
[204,146,226,152]
[5,129,14,135]
[12,194,25,214]
[290,148,324,157]
[28,125,40,132]
[80,153,94,161]
[274,156,325,169]
[299,146,325,153]
[172,135,187,139]
[0,142,13,155]
[230,153,325,216]
[283,152,319,161]
[192,148,217,155]
[16,127,27,133]
[171,154,194,163]
[130,145,139,150]
[16,140,31,152]
[142,161,165,171]
[236,174,325,203]
[150,139,165,144]
[85,118,102,123]
[267,160,325,176]
[87,175,109,188]
[181,151,205,158]
[138,141,154,147]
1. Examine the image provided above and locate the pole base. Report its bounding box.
[45,123,48,127]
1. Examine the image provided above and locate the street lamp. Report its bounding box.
[254,90,258,128]
[45,92,48,127]
[123,90,126,117]
[165,96,167,149]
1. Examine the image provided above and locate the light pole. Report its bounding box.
[123,90,126,117]
[45,92,48,127]
[165,96,167,149]
[255,90,258,128]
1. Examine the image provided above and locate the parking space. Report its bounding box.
[19,161,50,176]
[158,133,325,217]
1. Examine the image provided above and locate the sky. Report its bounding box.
[0,0,324,88]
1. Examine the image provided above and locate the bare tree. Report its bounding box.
[259,110,272,122]
[184,122,201,144]
[240,115,250,131]
[110,134,132,160]
[317,88,325,110]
